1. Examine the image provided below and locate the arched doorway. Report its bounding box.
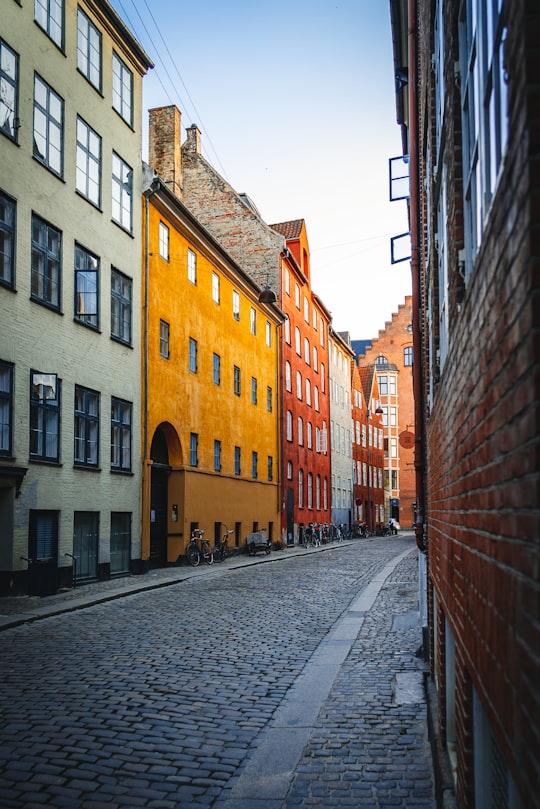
[150,428,170,567]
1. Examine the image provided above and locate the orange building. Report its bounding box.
[355,297,415,527]
[141,170,283,565]
[272,220,332,543]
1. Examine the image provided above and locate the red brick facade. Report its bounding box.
[391,1,540,805]
[357,298,415,527]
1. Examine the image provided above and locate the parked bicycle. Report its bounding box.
[214,524,234,561]
[186,528,214,566]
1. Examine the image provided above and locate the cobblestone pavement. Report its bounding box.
[0,535,434,808]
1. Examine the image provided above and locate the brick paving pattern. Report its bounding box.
[0,536,434,808]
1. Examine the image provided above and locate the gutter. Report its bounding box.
[407,0,426,553]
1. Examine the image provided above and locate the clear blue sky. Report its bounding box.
[110,0,411,339]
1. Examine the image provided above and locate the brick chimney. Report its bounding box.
[184,124,201,155]
[148,105,182,198]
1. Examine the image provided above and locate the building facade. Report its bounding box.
[142,166,282,562]
[390,1,538,806]
[0,0,152,595]
[328,329,355,530]
[271,221,332,543]
[147,106,332,545]
[357,298,415,526]
[351,363,385,532]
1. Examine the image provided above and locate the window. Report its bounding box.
[307,472,313,509]
[298,417,304,446]
[295,284,300,308]
[284,317,291,344]
[296,371,302,400]
[212,272,220,303]
[320,363,325,392]
[266,321,272,347]
[77,8,101,90]
[286,410,293,441]
[33,74,63,176]
[266,386,272,412]
[250,307,257,335]
[0,191,15,287]
[287,460,293,479]
[112,52,133,126]
[305,378,312,406]
[213,353,221,385]
[304,296,309,322]
[0,361,13,455]
[284,267,290,295]
[159,222,169,260]
[251,451,258,479]
[190,433,198,467]
[76,117,101,206]
[234,445,241,475]
[295,327,301,355]
[188,248,196,283]
[313,346,318,371]
[0,39,18,142]
[29,510,58,564]
[316,475,321,509]
[232,290,240,320]
[110,512,130,574]
[267,456,273,481]
[390,406,397,426]
[35,0,63,47]
[375,354,389,368]
[159,319,169,358]
[313,309,317,330]
[74,385,99,467]
[298,469,304,507]
[404,346,413,366]
[75,244,99,328]
[30,371,60,462]
[234,365,241,396]
[30,214,61,309]
[214,439,221,472]
[391,470,398,489]
[459,0,508,276]
[314,386,319,411]
[307,422,312,449]
[189,337,198,373]
[304,337,310,364]
[285,361,292,392]
[251,376,257,405]
[111,268,131,344]
[390,437,398,458]
[379,375,388,395]
[111,152,132,232]
[111,397,131,472]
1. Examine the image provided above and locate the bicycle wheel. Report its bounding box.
[202,541,214,565]
[186,542,200,567]
[220,540,230,561]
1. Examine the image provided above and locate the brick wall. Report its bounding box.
[418,0,540,803]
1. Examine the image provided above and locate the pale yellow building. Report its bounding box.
[0,0,152,595]
[142,160,283,563]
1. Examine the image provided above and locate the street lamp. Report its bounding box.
[366,407,384,532]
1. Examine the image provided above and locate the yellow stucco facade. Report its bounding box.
[142,179,282,563]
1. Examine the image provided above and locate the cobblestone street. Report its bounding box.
[0,536,434,808]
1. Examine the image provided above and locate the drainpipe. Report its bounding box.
[408,0,426,553]
[142,172,159,562]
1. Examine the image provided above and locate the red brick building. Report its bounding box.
[390,1,539,806]
[351,363,385,532]
[356,297,415,527]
